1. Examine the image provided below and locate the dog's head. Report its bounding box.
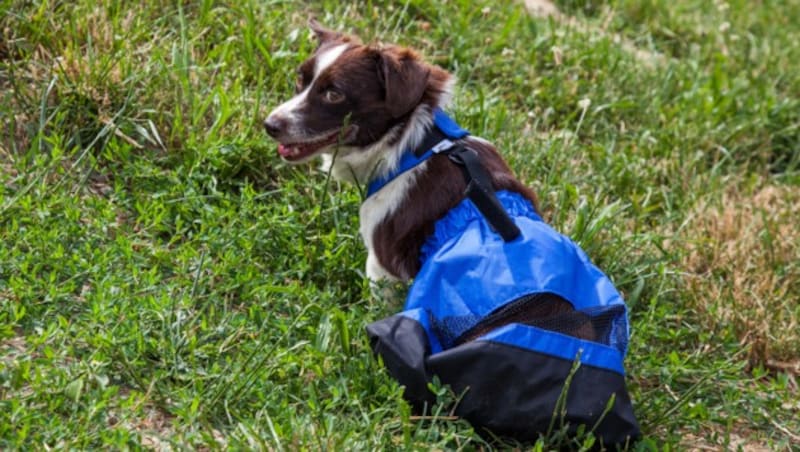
[264,20,451,163]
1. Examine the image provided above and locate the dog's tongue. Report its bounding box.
[277,142,317,161]
[276,128,351,161]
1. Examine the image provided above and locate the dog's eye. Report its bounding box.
[322,89,345,104]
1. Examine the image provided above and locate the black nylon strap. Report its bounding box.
[447,145,521,242]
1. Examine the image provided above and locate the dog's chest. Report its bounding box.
[358,163,426,280]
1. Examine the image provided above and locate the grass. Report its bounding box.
[1,0,799,449]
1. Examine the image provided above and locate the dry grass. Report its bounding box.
[0,4,145,159]
[680,181,800,368]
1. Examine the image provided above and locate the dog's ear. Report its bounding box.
[377,48,431,118]
[308,18,342,45]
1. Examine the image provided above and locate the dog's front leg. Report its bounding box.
[365,252,406,302]
[366,252,396,282]
[360,199,407,301]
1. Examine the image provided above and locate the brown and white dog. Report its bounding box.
[264,20,539,285]
[263,26,642,441]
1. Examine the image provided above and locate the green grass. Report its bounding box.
[1,0,799,449]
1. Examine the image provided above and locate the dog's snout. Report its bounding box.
[264,115,286,138]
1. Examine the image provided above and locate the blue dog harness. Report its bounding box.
[367,109,469,197]
[366,109,640,444]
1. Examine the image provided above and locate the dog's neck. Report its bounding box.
[320,77,458,283]
[319,78,455,188]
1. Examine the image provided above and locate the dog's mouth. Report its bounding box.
[277,126,358,162]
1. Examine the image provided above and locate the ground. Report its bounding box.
[1,0,799,449]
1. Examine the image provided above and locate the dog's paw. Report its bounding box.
[365,253,397,281]
[369,278,407,304]
[365,252,407,302]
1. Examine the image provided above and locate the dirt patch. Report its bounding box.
[1,333,29,365]
[679,183,800,368]
[681,430,773,451]
[522,0,666,67]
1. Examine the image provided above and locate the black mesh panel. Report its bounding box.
[430,293,627,348]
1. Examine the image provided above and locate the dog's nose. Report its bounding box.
[263,115,286,138]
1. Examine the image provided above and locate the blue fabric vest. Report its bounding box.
[402,190,630,372]
[365,109,639,444]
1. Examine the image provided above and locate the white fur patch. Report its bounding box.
[359,161,426,282]
[365,251,397,282]
[314,44,349,77]
[322,78,455,282]
[325,104,435,186]
[324,77,456,186]
[279,61,456,283]
[269,86,311,125]
[266,44,350,130]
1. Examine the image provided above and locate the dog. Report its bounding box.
[264,20,639,444]
[265,19,593,337]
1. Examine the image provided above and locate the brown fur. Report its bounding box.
[360,55,595,341]
[286,43,453,149]
[372,138,538,280]
[269,22,596,342]
[370,139,596,341]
